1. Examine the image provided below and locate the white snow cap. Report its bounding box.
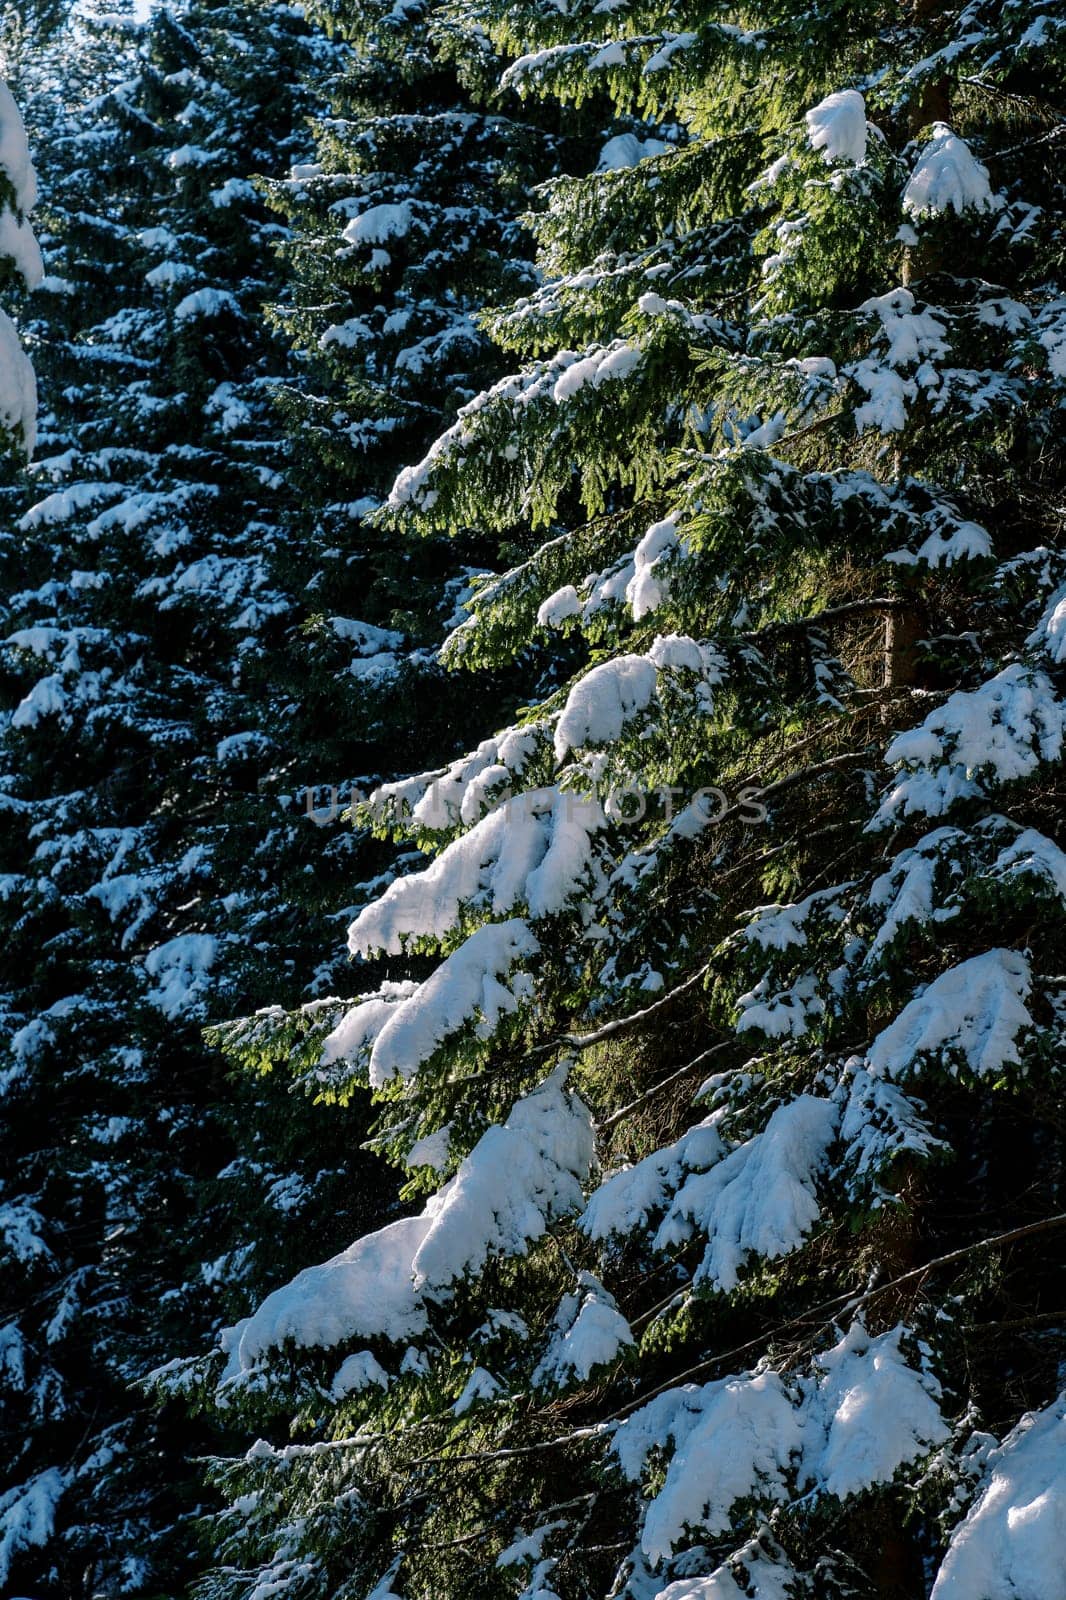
[932,1395,1066,1600]
[346,783,603,955]
[875,664,1066,824]
[174,287,240,322]
[868,948,1033,1081]
[553,635,724,762]
[554,653,657,761]
[617,1324,946,1563]
[220,1068,594,1370]
[536,584,581,628]
[143,933,217,1018]
[597,133,671,171]
[330,1350,390,1399]
[532,1272,633,1387]
[0,1465,65,1586]
[627,518,679,621]
[1029,582,1066,664]
[0,206,42,291]
[805,89,869,165]
[0,79,39,455]
[0,310,36,455]
[0,79,38,214]
[362,918,541,1086]
[903,124,1000,218]
[652,1541,798,1599]
[807,1321,948,1499]
[343,201,413,246]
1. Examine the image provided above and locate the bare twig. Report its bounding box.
[599,1037,734,1132]
[418,1493,595,1553]
[557,962,712,1052]
[959,75,1066,129]
[404,1422,610,1471]
[364,1215,1066,1478]
[526,751,869,1066]
[738,597,908,642]
[610,1211,1066,1420]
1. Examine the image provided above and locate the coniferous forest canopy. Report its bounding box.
[0,0,1065,1596]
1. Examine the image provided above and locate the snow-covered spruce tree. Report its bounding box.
[0,0,581,1586]
[181,0,591,1299]
[241,0,592,813]
[0,5,401,1593]
[189,3,1066,1598]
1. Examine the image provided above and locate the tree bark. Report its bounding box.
[890,4,948,691]
[884,601,922,690]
